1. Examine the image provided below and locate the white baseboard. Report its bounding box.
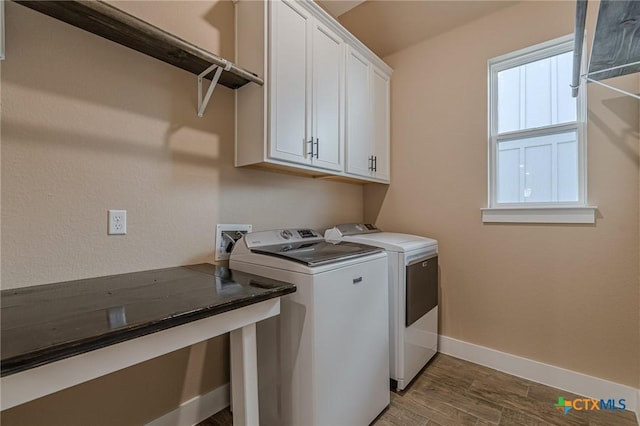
[438,335,638,412]
[146,383,230,426]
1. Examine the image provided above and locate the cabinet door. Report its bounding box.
[269,0,312,165]
[345,48,372,177]
[371,66,390,182]
[311,22,343,172]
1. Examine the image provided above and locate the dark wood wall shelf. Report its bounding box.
[15,0,264,90]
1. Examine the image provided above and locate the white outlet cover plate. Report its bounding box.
[108,210,127,235]
[216,224,252,261]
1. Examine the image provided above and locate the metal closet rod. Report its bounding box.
[571,0,588,98]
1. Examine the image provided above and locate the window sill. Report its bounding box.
[481,206,597,224]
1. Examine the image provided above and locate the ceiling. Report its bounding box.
[319,0,518,58]
[317,0,366,17]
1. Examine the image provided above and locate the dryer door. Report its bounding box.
[406,255,438,326]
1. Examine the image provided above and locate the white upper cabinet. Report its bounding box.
[311,20,344,171]
[346,48,372,177]
[345,48,391,183]
[269,0,312,165]
[371,66,390,182]
[269,0,344,171]
[236,0,391,183]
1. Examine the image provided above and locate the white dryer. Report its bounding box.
[230,229,390,426]
[325,224,438,391]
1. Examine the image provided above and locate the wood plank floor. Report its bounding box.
[198,354,638,426]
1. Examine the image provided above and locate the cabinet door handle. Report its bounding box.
[306,138,314,158]
[314,138,319,159]
[374,155,377,172]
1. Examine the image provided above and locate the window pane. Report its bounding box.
[497,148,521,202]
[557,140,578,201]
[524,58,552,129]
[524,144,552,202]
[497,67,521,133]
[497,51,576,133]
[497,130,578,203]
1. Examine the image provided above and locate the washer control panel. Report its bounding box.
[333,223,380,236]
[244,229,322,248]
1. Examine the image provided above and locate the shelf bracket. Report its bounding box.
[581,59,640,100]
[197,60,232,117]
[585,76,640,100]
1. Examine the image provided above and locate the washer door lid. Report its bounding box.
[251,241,383,266]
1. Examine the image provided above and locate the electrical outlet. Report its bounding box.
[216,224,252,261]
[108,210,127,235]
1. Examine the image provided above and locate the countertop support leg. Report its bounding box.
[230,323,259,426]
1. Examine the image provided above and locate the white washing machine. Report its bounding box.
[229,229,390,426]
[325,223,438,391]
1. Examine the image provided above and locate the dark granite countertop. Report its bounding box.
[0,264,296,377]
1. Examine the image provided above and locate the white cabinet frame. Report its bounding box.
[235,0,392,184]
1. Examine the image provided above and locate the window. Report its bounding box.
[483,35,595,223]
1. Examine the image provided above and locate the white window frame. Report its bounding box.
[482,34,596,224]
